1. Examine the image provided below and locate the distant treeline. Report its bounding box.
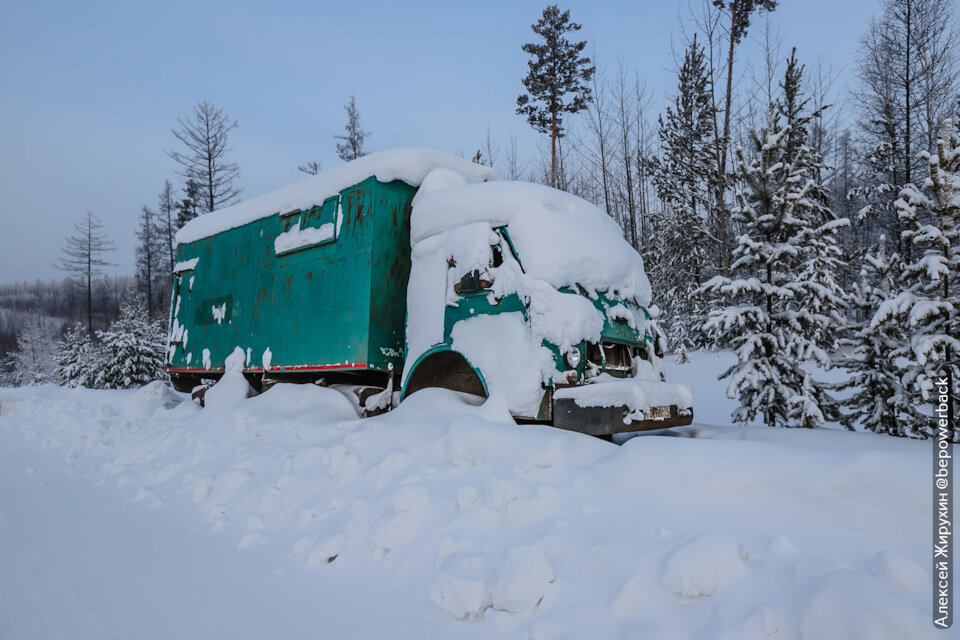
[0,276,135,359]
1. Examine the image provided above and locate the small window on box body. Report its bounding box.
[275,195,339,256]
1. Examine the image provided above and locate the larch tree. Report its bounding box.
[516,4,595,188]
[135,205,165,317]
[652,33,718,355]
[157,179,177,275]
[871,119,959,440]
[56,211,116,334]
[855,0,958,260]
[168,101,241,213]
[334,95,370,162]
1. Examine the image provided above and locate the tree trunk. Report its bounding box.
[550,112,558,188]
[87,217,93,335]
[716,10,739,276]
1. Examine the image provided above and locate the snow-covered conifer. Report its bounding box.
[871,119,960,439]
[701,53,844,429]
[836,236,906,434]
[95,299,167,389]
[55,323,100,388]
[12,307,56,386]
[653,34,717,354]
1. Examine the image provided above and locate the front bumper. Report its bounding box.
[552,399,693,435]
[551,377,694,435]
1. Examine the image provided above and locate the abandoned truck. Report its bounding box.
[165,149,693,436]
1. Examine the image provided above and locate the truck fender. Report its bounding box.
[400,345,488,401]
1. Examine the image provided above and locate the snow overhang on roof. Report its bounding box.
[410,180,653,306]
[175,149,501,245]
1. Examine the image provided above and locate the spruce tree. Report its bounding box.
[701,124,840,426]
[652,34,717,354]
[779,51,850,353]
[55,323,100,388]
[175,179,202,230]
[836,235,906,434]
[12,307,56,386]
[95,299,167,389]
[701,52,845,429]
[516,5,595,188]
[872,119,960,439]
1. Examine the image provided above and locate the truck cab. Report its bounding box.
[399,174,693,435]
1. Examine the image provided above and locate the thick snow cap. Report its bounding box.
[176,149,500,244]
[412,180,652,305]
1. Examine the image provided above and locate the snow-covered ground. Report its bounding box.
[0,352,941,639]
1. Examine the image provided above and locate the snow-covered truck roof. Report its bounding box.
[175,149,500,245]
[411,178,652,306]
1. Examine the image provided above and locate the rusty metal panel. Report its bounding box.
[165,176,415,378]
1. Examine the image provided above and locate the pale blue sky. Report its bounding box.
[1,0,880,281]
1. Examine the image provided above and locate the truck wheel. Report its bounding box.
[401,348,487,400]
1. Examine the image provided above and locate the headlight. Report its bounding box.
[565,348,581,368]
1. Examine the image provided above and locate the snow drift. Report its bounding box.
[0,369,936,639]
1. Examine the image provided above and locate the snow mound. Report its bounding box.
[203,347,255,410]
[176,149,499,244]
[0,359,935,639]
[869,550,929,598]
[661,532,746,597]
[491,545,554,613]
[800,569,934,640]
[430,553,492,620]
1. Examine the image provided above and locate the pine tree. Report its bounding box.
[95,299,167,389]
[175,179,202,230]
[516,5,595,188]
[56,211,116,334]
[168,101,241,213]
[836,235,907,434]
[55,323,100,388]
[334,95,370,162]
[652,34,718,354]
[12,307,56,386]
[872,119,960,439]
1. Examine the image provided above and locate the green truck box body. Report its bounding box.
[166,177,415,379]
